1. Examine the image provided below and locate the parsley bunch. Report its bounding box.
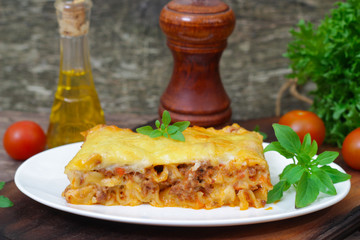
[136,110,190,142]
[285,0,360,147]
[265,124,351,208]
[0,182,13,208]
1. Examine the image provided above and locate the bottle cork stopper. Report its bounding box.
[55,0,92,37]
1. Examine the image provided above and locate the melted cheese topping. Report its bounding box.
[65,123,266,173]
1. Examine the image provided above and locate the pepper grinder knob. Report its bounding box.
[159,0,235,126]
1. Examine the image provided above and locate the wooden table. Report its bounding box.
[0,111,359,240]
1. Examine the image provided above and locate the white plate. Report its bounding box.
[14,142,351,227]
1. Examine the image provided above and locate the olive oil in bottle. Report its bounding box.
[47,0,105,148]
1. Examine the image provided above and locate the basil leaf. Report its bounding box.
[279,164,296,178]
[137,111,190,141]
[264,141,294,159]
[266,180,290,204]
[149,129,163,138]
[0,196,13,208]
[0,182,4,191]
[136,126,154,135]
[280,164,306,184]
[167,125,179,135]
[311,167,337,195]
[300,133,312,154]
[170,131,185,142]
[254,125,268,140]
[296,152,312,166]
[320,166,351,183]
[162,110,171,126]
[308,140,318,158]
[173,121,190,132]
[295,172,320,208]
[300,134,318,157]
[273,124,301,154]
[316,151,339,165]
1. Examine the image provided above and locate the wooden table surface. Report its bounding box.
[0,111,359,240]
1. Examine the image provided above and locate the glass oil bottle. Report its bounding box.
[47,0,105,148]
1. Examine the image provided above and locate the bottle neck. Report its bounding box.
[59,35,92,72]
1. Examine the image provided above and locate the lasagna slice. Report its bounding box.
[63,123,273,210]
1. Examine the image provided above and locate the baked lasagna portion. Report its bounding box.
[63,124,273,210]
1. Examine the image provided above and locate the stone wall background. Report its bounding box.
[0,0,338,120]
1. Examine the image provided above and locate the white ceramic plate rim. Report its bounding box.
[14,142,351,227]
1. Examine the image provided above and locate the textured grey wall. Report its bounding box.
[0,0,337,120]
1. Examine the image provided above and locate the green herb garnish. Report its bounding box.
[0,182,13,208]
[254,125,268,140]
[265,124,351,208]
[136,110,190,142]
[285,0,360,147]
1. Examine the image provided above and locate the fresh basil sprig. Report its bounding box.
[265,124,351,208]
[0,181,13,208]
[136,110,190,142]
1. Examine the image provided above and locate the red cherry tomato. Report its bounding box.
[279,110,326,146]
[342,128,360,170]
[3,121,46,161]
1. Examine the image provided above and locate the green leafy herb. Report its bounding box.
[254,125,268,140]
[0,182,13,208]
[285,0,360,147]
[264,124,351,208]
[136,110,190,142]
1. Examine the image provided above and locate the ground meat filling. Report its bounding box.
[168,162,215,201]
[141,177,159,195]
[87,161,268,207]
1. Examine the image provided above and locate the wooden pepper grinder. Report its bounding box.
[159,0,235,127]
